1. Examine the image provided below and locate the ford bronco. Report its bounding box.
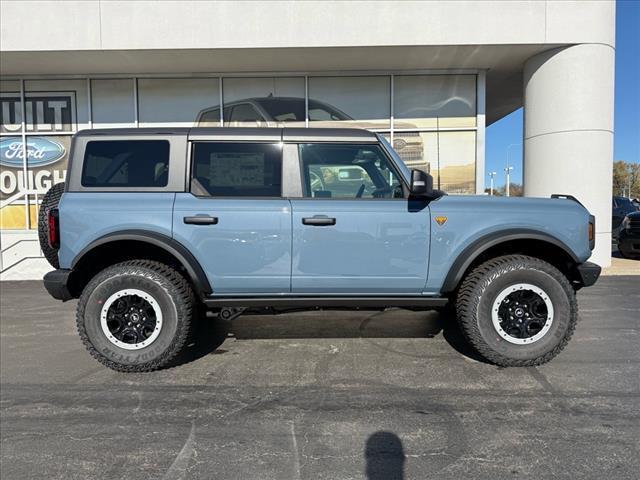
[39,127,601,372]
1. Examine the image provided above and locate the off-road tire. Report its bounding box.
[37,182,65,268]
[76,260,195,372]
[456,255,578,367]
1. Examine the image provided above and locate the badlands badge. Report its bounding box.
[434,216,448,226]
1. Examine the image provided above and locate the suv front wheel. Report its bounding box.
[76,260,195,372]
[456,255,578,366]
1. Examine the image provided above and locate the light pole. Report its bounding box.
[505,166,514,196]
[489,171,497,195]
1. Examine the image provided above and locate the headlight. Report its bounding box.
[621,215,631,231]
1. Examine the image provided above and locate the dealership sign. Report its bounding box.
[1,92,77,134]
[1,91,75,200]
[0,137,66,168]
[0,136,68,198]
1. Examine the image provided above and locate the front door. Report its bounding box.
[290,143,430,294]
[173,141,291,294]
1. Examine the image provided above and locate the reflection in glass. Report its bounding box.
[382,132,437,175]
[138,78,219,127]
[383,131,475,194]
[299,143,403,199]
[308,76,390,128]
[436,131,476,194]
[219,77,305,127]
[394,75,476,128]
[91,79,135,129]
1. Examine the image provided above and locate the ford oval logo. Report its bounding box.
[393,138,407,150]
[0,136,66,168]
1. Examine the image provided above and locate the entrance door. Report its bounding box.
[173,141,291,294]
[290,143,430,294]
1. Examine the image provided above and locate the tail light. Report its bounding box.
[48,208,60,249]
[588,215,595,250]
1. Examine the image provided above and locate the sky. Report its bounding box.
[485,0,640,189]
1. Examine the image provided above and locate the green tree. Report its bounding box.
[496,183,523,197]
[613,161,640,198]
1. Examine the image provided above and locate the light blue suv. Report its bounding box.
[39,127,600,371]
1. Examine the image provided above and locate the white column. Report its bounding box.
[523,44,615,267]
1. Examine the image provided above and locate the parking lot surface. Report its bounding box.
[1,277,639,479]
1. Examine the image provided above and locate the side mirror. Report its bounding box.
[410,169,434,197]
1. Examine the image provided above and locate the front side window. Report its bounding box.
[191,143,282,197]
[82,140,169,187]
[299,144,404,199]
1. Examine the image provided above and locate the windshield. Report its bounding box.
[256,98,351,122]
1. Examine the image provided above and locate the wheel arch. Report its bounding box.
[70,230,212,297]
[440,230,582,294]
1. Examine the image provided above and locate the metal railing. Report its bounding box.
[0,190,44,272]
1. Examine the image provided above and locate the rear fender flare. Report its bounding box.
[71,230,212,295]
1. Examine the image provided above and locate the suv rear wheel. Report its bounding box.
[456,255,578,366]
[76,260,194,372]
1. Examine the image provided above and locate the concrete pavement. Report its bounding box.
[1,278,639,479]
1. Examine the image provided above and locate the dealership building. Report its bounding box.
[0,0,615,278]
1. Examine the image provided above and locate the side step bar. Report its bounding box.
[203,296,449,309]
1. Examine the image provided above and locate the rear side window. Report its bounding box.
[191,143,282,197]
[82,140,170,187]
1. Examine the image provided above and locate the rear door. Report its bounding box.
[173,140,291,294]
[289,142,430,294]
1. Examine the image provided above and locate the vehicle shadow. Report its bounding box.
[177,307,489,364]
[176,312,230,366]
[365,431,405,480]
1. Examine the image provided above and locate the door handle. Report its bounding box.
[302,216,336,226]
[184,215,218,225]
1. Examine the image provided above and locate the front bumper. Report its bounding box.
[576,262,601,288]
[43,269,75,301]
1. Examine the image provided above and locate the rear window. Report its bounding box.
[82,140,170,187]
[191,142,282,197]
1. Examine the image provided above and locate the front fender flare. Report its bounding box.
[440,229,580,293]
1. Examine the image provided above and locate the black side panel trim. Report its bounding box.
[204,296,448,308]
[71,230,212,294]
[440,229,581,293]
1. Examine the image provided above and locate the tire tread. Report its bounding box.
[76,260,194,372]
[456,254,578,367]
[37,182,65,268]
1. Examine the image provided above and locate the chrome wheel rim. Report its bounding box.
[491,283,554,345]
[100,289,163,350]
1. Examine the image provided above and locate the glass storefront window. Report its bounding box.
[25,79,89,132]
[436,131,476,194]
[90,79,135,128]
[383,131,475,194]
[138,78,220,128]
[1,80,22,136]
[308,76,390,129]
[1,72,481,216]
[1,80,83,228]
[394,75,476,129]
